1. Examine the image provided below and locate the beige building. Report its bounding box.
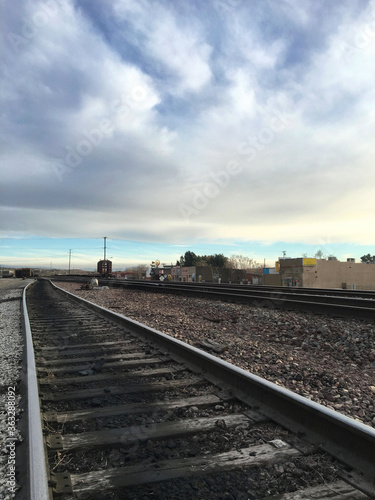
[276,258,375,290]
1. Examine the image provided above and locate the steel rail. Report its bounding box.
[52,276,375,299]
[120,281,375,308]
[50,275,375,300]
[50,280,375,489]
[22,281,50,500]
[245,284,375,298]
[99,278,375,299]
[96,279,375,319]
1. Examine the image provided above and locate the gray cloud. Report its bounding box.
[1,0,375,249]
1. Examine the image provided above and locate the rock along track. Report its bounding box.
[25,280,374,499]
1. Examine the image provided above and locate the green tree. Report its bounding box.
[208,253,228,267]
[179,251,228,267]
[361,254,373,263]
[195,256,209,266]
[180,251,198,267]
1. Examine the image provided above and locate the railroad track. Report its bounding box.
[106,280,375,299]
[54,277,375,299]
[52,277,375,319]
[24,280,375,499]
[93,279,375,320]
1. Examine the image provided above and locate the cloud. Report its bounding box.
[111,0,213,94]
[1,0,375,255]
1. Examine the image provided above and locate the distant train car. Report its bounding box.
[2,270,15,278]
[15,268,34,278]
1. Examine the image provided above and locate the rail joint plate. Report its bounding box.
[46,434,63,450]
[49,472,73,496]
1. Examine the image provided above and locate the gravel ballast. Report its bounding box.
[55,282,375,429]
[0,279,32,500]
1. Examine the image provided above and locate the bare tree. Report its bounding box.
[314,250,326,259]
[226,254,261,270]
[133,264,148,279]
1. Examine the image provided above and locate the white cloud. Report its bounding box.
[227,69,257,116]
[277,0,312,26]
[147,18,212,93]
[2,0,375,254]
[113,0,212,94]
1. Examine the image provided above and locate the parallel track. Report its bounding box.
[115,280,375,298]
[54,276,375,299]
[24,280,375,499]
[95,279,375,320]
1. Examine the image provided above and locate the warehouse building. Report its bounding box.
[263,258,375,290]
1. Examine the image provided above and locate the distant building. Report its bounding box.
[15,268,33,278]
[245,272,263,285]
[171,266,182,281]
[181,266,246,283]
[1,270,15,278]
[263,257,375,290]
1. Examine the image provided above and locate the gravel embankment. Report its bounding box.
[55,282,375,428]
[0,279,32,500]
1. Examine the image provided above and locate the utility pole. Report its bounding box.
[68,250,71,275]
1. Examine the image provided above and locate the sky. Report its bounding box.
[1,0,375,270]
